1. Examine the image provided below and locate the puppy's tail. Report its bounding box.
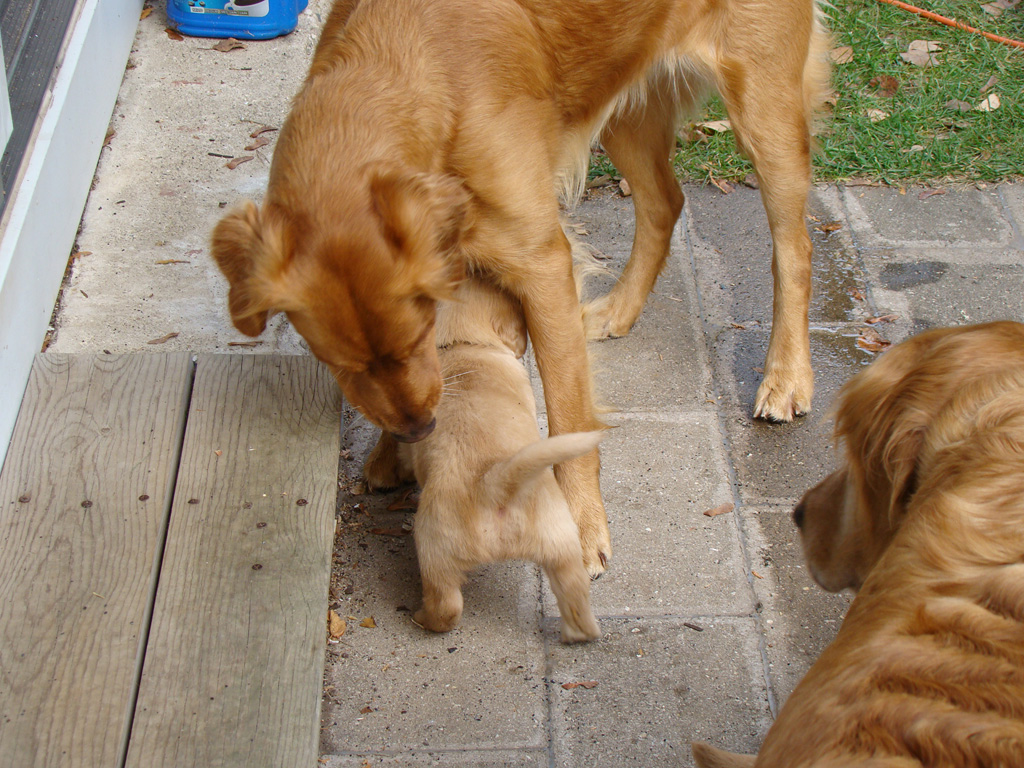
[483,430,604,508]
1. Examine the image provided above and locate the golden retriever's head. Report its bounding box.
[210,165,471,442]
[794,322,1024,592]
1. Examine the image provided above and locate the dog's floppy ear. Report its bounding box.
[210,201,292,337]
[691,742,756,768]
[368,165,472,299]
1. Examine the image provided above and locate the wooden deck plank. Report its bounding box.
[0,353,194,768]
[126,355,341,768]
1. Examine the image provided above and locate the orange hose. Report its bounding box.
[876,0,1024,50]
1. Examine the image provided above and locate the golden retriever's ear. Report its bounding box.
[368,166,471,299]
[210,201,291,337]
[691,742,756,768]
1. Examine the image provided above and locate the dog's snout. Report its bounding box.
[793,501,806,530]
[392,417,437,444]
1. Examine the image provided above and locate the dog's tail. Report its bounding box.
[482,430,604,508]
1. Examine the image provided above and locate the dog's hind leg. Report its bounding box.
[715,4,827,422]
[364,431,412,490]
[582,72,685,340]
[413,551,465,633]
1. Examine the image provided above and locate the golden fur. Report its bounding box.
[693,321,1024,768]
[363,277,601,642]
[210,0,831,576]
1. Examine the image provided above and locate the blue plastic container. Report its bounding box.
[166,0,308,40]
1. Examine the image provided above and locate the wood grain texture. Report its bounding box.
[0,353,194,768]
[125,355,341,768]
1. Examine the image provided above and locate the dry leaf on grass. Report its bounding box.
[165,27,185,41]
[866,108,890,123]
[945,99,974,112]
[703,502,734,518]
[980,75,999,95]
[359,616,377,628]
[868,75,900,98]
[328,610,347,640]
[562,681,599,690]
[830,45,854,64]
[212,38,247,52]
[697,119,732,133]
[976,94,1001,112]
[147,332,179,345]
[981,0,1020,16]
[857,327,892,353]
[900,40,942,67]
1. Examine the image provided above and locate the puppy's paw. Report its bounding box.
[582,294,634,340]
[753,366,813,422]
[364,432,406,490]
[412,607,460,634]
[560,608,600,644]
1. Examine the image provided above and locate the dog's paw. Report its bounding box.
[753,369,813,422]
[579,524,612,579]
[582,295,634,340]
[560,608,601,644]
[412,607,459,633]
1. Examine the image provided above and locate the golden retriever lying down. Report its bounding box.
[693,321,1024,768]
[364,276,601,642]
[211,0,831,579]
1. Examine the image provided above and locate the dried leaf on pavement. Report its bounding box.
[359,616,377,628]
[147,332,179,345]
[245,135,271,151]
[865,314,898,324]
[857,327,892,353]
[703,502,734,518]
[249,125,279,138]
[165,27,185,41]
[562,681,599,690]
[328,610,347,640]
[225,155,254,169]
[212,38,247,52]
[918,188,947,200]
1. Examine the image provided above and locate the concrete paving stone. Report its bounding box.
[998,185,1024,250]
[322,415,550,754]
[563,190,713,412]
[685,184,868,327]
[321,751,546,767]
[541,411,750,618]
[547,617,771,767]
[710,328,871,505]
[51,8,325,354]
[739,507,851,708]
[841,185,1017,253]
[861,259,1024,330]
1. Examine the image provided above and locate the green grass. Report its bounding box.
[598,0,1024,185]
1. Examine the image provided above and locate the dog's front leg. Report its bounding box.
[518,238,611,578]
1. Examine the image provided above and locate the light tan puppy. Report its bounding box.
[694,322,1024,768]
[211,0,831,579]
[365,276,601,642]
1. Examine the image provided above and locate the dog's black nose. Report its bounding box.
[792,501,805,530]
[392,418,436,444]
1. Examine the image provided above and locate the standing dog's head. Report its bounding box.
[211,164,471,442]
[794,321,1024,592]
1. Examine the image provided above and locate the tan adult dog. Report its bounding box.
[364,277,601,642]
[210,0,830,576]
[693,322,1024,768]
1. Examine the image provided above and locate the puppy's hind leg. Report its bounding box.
[545,554,600,643]
[582,70,685,340]
[413,510,465,633]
